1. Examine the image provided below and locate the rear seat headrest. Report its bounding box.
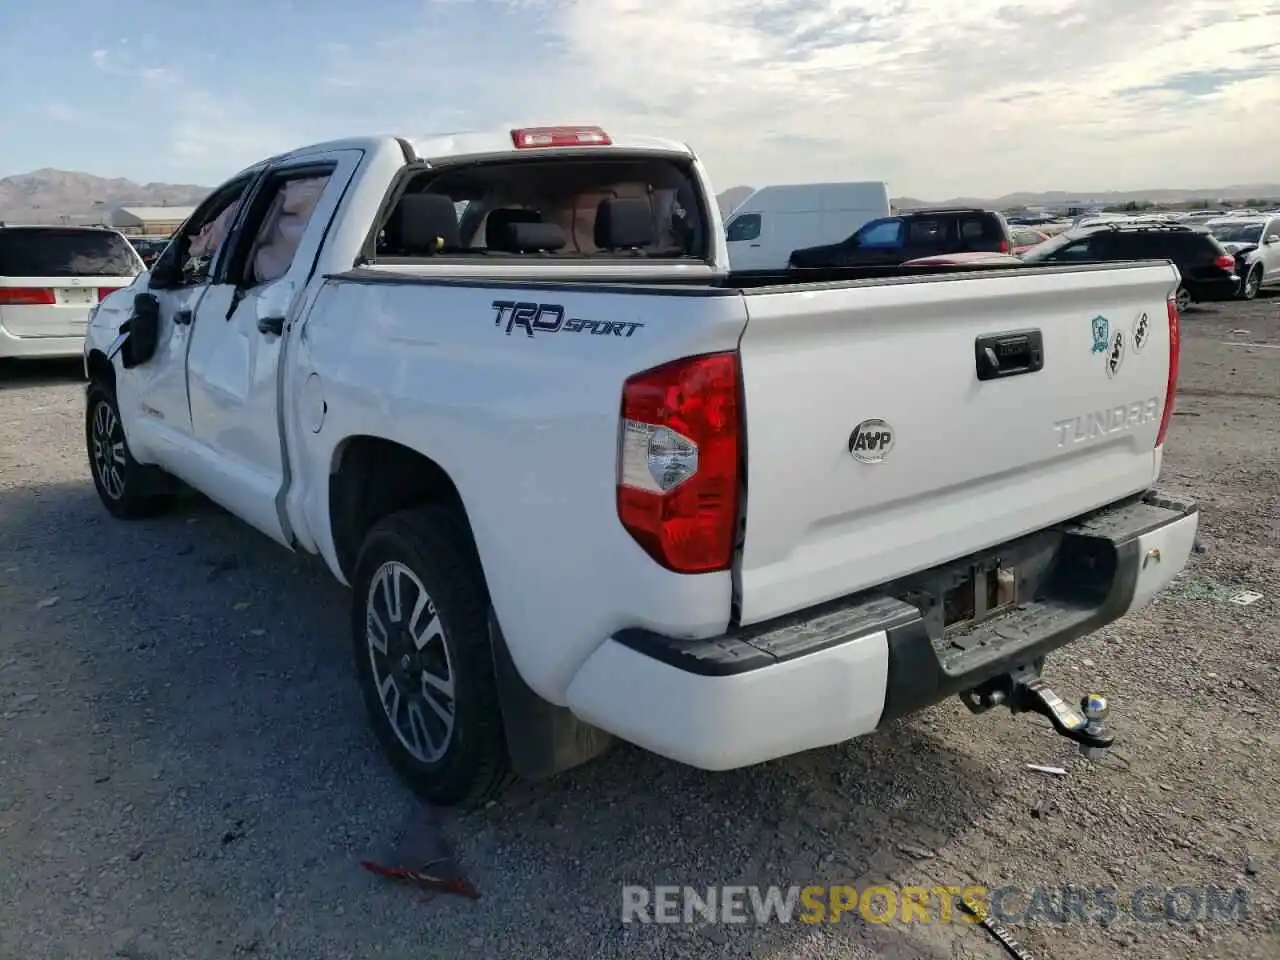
[504,221,566,253]
[390,193,459,253]
[486,208,542,250]
[594,197,655,250]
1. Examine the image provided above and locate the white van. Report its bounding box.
[724,182,891,271]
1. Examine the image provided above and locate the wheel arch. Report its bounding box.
[329,433,613,782]
[86,349,116,391]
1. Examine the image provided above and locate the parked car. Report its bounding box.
[1020,221,1238,312]
[902,252,1025,267]
[787,207,1013,268]
[1205,216,1280,300]
[0,225,144,359]
[128,236,172,269]
[1009,227,1049,255]
[84,126,1195,807]
[724,181,891,271]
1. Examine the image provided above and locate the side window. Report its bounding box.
[170,178,255,286]
[905,218,946,244]
[857,219,902,246]
[1049,237,1103,260]
[1266,219,1280,242]
[229,167,335,289]
[726,214,761,242]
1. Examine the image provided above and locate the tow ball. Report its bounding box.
[961,668,1114,758]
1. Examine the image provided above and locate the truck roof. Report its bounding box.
[251,127,695,174]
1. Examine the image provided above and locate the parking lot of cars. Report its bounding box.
[0,295,1277,960]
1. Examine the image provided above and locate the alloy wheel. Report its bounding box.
[365,560,456,764]
[91,400,126,500]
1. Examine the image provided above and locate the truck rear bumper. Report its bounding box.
[564,489,1198,771]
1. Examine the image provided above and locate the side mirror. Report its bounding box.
[120,293,161,368]
[1265,235,1279,244]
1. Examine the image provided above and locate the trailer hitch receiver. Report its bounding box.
[962,670,1114,758]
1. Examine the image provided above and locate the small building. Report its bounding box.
[110,205,197,236]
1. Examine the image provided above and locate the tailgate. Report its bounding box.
[734,263,1178,625]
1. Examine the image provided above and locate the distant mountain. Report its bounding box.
[0,168,211,225]
[5,167,1276,228]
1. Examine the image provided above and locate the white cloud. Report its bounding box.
[543,0,1280,196]
[91,0,1280,199]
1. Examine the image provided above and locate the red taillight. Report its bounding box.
[511,125,611,149]
[96,288,115,302]
[1214,254,1235,271]
[0,287,55,305]
[1156,295,1181,447]
[999,239,1010,253]
[617,352,741,573]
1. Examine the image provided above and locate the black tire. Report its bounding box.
[85,381,170,519]
[1174,285,1192,313]
[351,505,511,808]
[1241,265,1262,301]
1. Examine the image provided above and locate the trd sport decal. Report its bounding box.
[492,300,644,338]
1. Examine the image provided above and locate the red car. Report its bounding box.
[903,251,1026,267]
[1010,227,1050,255]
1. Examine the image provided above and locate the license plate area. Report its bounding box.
[942,559,1018,634]
[56,287,95,306]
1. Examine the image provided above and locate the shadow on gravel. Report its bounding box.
[0,357,85,390]
[0,479,994,959]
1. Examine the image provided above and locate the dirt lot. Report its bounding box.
[1,296,1276,960]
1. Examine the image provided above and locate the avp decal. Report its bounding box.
[1132,311,1150,353]
[849,419,895,463]
[1104,328,1125,379]
[1090,315,1109,354]
[492,300,644,339]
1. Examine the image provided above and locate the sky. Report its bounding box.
[1,0,1277,199]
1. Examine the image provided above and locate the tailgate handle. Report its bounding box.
[975,329,1043,381]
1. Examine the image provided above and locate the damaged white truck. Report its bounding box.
[83,125,1199,806]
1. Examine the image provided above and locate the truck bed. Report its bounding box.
[320,257,1179,628]
[334,259,1169,295]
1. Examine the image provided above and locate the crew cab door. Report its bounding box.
[116,175,257,464]
[183,150,361,546]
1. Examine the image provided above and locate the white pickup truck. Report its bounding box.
[83,125,1199,807]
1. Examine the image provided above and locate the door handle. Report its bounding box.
[173,309,192,326]
[258,315,284,336]
[975,329,1044,381]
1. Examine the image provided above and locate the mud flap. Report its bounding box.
[487,610,614,780]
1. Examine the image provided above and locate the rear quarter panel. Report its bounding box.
[288,277,749,703]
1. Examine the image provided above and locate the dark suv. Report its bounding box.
[1020,221,1238,311]
[788,208,1013,269]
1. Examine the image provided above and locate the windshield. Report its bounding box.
[1209,222,1264,244]
[0,228,143,277]
[380,155,709,260]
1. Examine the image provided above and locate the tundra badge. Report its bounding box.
[849,419,894,463]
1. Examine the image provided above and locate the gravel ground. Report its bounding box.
[1,296,1277,960]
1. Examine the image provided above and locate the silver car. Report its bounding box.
[1206,216,1280,300]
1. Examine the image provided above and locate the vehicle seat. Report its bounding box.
[252,176,328,285]
[594,197,656,252]
[485,208,543,251]
[382,194,460,256]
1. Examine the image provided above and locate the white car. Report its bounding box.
[0,225,144,359]
[1205,216,1280,300]
[83,126,1198,807]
